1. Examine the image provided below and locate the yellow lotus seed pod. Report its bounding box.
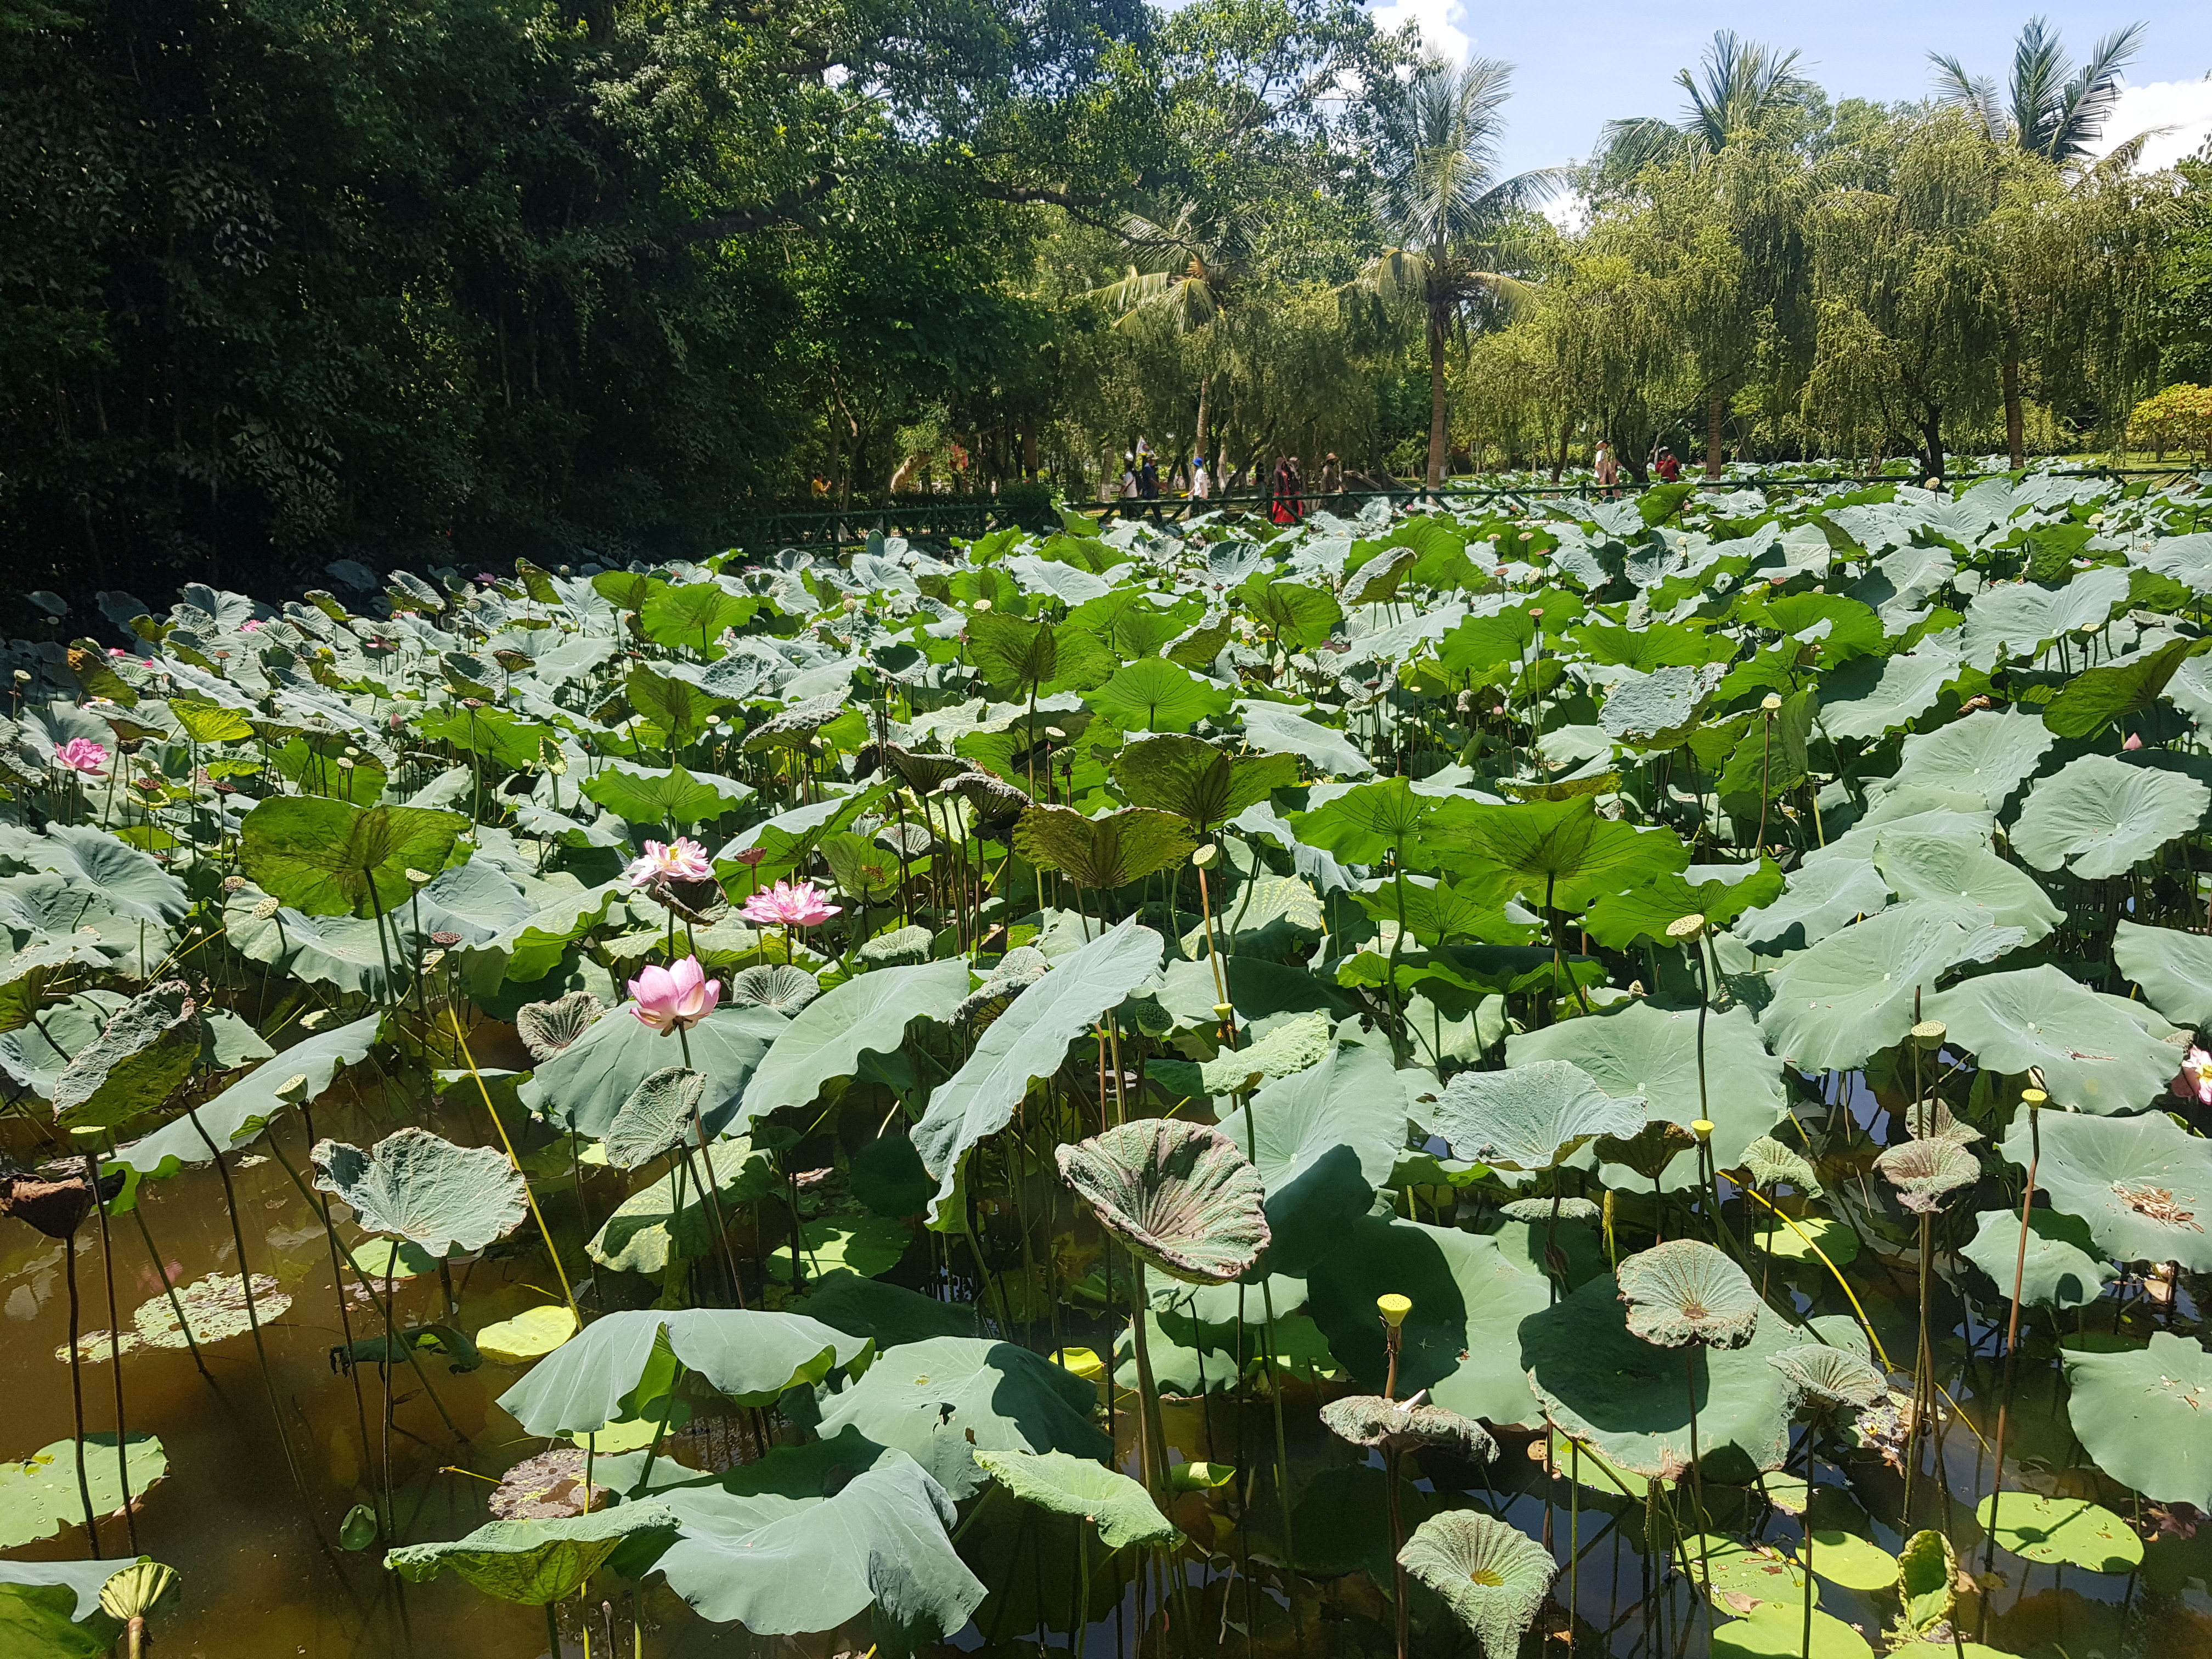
[1691,1119,1716,1141]
[1760,692,1782,712]
[972,599,993,613]
[1665,913,1707,941]
[1376,1294,1413,1328]
[2021,1088,2048,1106]
[1192,844,1220,869]
[1911,1020,1946,1049]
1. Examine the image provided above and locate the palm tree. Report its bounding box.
[1352,54,1563,489]
[1596,31,1816,176]
[1093,201,1263,482]
[1928,15,2148,165]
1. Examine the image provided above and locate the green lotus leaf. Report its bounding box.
[1959,1207,2115,1310]
[223,890,415,1000]
[1305,1214,1551,1429]
[1872,825,2061,944]
[1759,902,2018,1071]
[312,1127,526,1255]
[1584,860,1784,950]
[912,917,1163,1222]
[2012,753,2210,880]
[1926,965,2179,1113]
[1082,658,1233,732]
[2061,1330,2212,1510]
[1288,775,1430,866]
[1711,1604,1874,1659]
[608,1427,983,1654]
[1895,1528,1957,1635]
[475,1305,579,1365]
[740,959,967,1122]
[1802,1524,1898,1592]
[1521,1272,1813,1480]
[2041,634,2204,739]
[497,1309,873,1435]
[813,1335,1109,1500]
[1735,1135,1822,1196]
[1152,1008,1333,1100]
[796,1272,979,1348]
[0,1554,139,1647]
[1816,642,1959,741]
[602,1066,705,1171]
[1240,575,1342,651]
[1768,1344,1886,1410]
[1235,698,1374,777]
[1960,566,2129,667]
[1731,857,1889,953]
[1617,1239,1762,1348]
[1873,1137,1982,1213]
[1289,1464,1440,1580]
[639,580,754,649]
[1509,1000,1785,1190]
[585,1146,776,1277]
[0,1435,167,1549]
[1424,1058,1645,1177]
[1677,1533,1813,1615]
[1441,796,1689,913]
[1396,1510,1556,1659]
[31,826,189,926]
[239,796,464,918]
[50,980,200,1131]
[2114,920,2212,1028]
[1012,805,1195,890]
[1214,1042,1406,1274]
[1887,709,2054,810]
[1974,1492,2142,1572]
[1057,1118,1268,1283]
[966,611,1059,698]
[972,1448,1177,1549]
[132,1271,289,1350]
[516,991,605,1062]
[766,1214,912,1283]
[1598,663,1728,747]
[581,761,753,828]
[385,1502,679,1604]
[520,1002,785,1141]
[2001,1108,2212,1270]
[1111,733,1300,828]
[1318,1395,1495,1461]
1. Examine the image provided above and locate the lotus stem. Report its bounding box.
[62,1228,100,1555]
[129,1200,208,1380]
[81,1140,137,1552]
[1125,1256,1172,1499]
[1980,1086,2045,1638]
[447,1007,579,1322]
[1685,1348,1714,1623]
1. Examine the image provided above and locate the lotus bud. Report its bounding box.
[1376,1293,1412,1328]
[1691,1119,1716,1141]
[1911,1020,1946,1050]
[1760,693,1782,713]
[1665,913,1707,943]
[1192,844,1219,870]
[274,1074,311,1104]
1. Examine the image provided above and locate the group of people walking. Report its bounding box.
[1115,443,1341,525]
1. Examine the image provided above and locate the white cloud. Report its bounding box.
[2095,77,2212,172]
[1369,0,1469,64]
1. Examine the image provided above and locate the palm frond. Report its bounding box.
[1928,52,2008,142]
[2051,19,2148,163]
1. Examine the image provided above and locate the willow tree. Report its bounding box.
[1351,55,1562,488]
[1801,112,2006,479]
[1515,245,1681,482]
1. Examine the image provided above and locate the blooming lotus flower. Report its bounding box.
[54,738,108,776]
[2124,732,2145,752]
[2172,1046,2212,1108]
[740,879,842,928]
[240,618,264,633]
[629,956,720,1034]
[622,837,714,889]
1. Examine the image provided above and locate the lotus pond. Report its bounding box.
[10,473,2212,1659]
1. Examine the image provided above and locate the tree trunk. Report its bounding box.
[1549,416,1572,482]
[1705,388,1725,480]
[2001,345,2024,471]
[1193,374,1211,479]
[1425,257,1449,490]
[1919,405,1944,484]
[1020,417,1038,479]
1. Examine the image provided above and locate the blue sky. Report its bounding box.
[1363,1,2212,178]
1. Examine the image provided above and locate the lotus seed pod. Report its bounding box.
[1665,912,1706,941]
[1911,1020,1946,1049]
[1760,692,1782,712]
[972,599,993,613]
[1377,1293,1413,1328]
[1691,1119,1716,1141]
[405,867,432,884]
[275,1074,311,1104]
[1192,844,1219,869]
[2022,1088,2047,1107]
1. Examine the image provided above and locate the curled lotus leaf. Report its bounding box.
[1595,1119,1698,1182]
[1396,1510,1558,1659]
[1318,1395,1497,1461]
[311,1127,529,1256]
[954,947,1051,1025]
[1058,1118,1268,1284]
[488,1449,608,1520]
[1616,1239,1762,1350]
[1767,1345,1888,1411]
[1897,1528,1958,1637]
[0,1158,121,1240]
[603,1066,706,1172]
[385,1502,680,1605]
[1498,1197,1601,1224]
[969,1448,1178,1550]
[515,991,605,1062]
[1735,1135,1821,1195]
[1898,1098,1980,1147]
[726,964,820,1015]
[1874,1138,1981,1214]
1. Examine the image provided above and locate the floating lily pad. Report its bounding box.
[2061,1330,2212,1511]
[0,1436,167,1548]
[475,1305,579,1365]
[1974,1492,2142,1573]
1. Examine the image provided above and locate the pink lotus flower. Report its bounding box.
[240,618,264,633]
[54,738,108,776]
[629,956,720,1034]
[623,837,714,889]
[2124,732,2144,751]
[2174,1046,2212,1108]
[740,879,842,928]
